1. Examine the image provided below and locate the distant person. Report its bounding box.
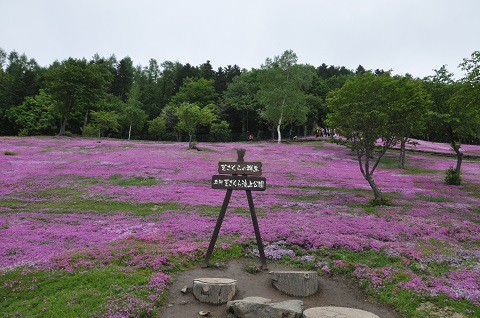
[249,134,253,141]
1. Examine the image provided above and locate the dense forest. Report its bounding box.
[0,48,479,147]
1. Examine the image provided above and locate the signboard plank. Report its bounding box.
[212,175,266,191]
[218,162,262,175]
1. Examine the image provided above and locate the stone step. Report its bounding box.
[227,296,303,318]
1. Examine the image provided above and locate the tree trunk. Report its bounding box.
[270,271,318,297]
[60,98,73,136]
[193,278,237,305]
[128,123,132,140]
[60,116,68,136]
[188,133,193,149]
[365,174,382,200]
[241,115,246,137]
[398,138,407,169]
[277,112,283,144]
[82,107,90,137]
[304,125,307,138]
[450,141,463,174]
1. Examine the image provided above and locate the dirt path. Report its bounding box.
[160,259,403,318]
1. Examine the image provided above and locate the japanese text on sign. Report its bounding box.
[218,162,262,175]
[212,175,266,191]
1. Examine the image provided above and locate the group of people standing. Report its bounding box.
[315,127,336,138]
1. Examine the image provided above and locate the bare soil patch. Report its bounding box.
[161,259,403,318]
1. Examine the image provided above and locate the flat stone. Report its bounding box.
[194,277,236,284]
[227,297,303,318]
[303,306,379,318]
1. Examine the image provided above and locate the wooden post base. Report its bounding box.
[193,278,237,305]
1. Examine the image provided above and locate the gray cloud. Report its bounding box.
[1,0,479,78]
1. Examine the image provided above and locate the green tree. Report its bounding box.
[175,102,216,148]
[386,76,431,168]
[426,53,480,178]
[86,110,120,137]
[326,72,402,203]
[257,50,314,143]
[210,120,231,141]
[6,89,60,136]
[0,51,43,135]
[171,77,218,106]
[222,71,259,136]
[147,116,167,140]
[122,83,147,140]
[111,57,134,102]
[46,58,111,135]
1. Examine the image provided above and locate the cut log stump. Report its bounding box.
[193,278,237,305]
[270,271,318,297]
[303,306,379,318]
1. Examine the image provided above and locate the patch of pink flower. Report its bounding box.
[0,136,479,304]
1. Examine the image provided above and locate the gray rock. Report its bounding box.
[227,296,303,318]
[303,306,379,318]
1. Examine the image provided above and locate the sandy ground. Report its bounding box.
[160,259,403,318]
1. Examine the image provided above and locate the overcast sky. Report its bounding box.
[1,0,479,78]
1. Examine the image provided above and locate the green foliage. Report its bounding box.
[111,57,134,102]
[114,177,161,187]
[171,77,218,106]
[445,166,462,185]
[121,83,147,139]
[4,151,17,155]
[208,244,244,264]
[0,266,164,317]
[147,116,167,140]
[326,72,404,201]
[88,110,120,137]
[425,60,480,173]
[245,263,263,274]
[210,120,231,141]
[45,58,112,135]
[6,89,60,136]
[175,102,217,146]
[257,50,314,143]
[369,197,393,206]
[222,71,259,134]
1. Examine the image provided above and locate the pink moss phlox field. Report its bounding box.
[1,137,480,306]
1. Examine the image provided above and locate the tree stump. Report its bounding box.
[303,307,379,318]
[270,271,318,297]
[193,278,237,305]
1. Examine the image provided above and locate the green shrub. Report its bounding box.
[445,167,461,185]
[83,124,99,137]
[210,121,231,141]
[4,151,17,155]
[369,197,392,206]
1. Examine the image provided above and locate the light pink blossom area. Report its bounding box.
[1,137,479,304]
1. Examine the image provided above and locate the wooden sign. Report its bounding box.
[218,162,262,175]
[204,148,267,270]
[212,175,266,191]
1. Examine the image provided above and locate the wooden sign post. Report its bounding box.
[203,148,268,269]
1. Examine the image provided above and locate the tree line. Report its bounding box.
[0,48,478,149]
